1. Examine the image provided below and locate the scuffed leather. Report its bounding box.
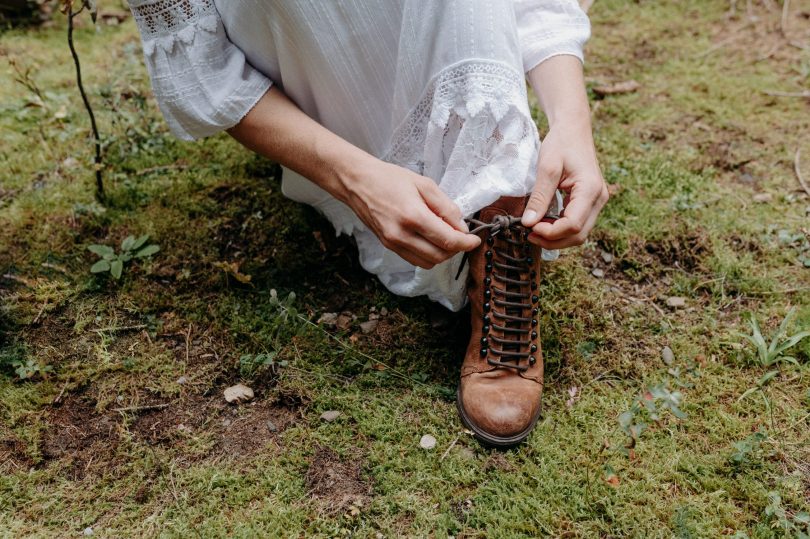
[458,195,544,439]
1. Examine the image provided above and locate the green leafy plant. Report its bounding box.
[88,234,159,279]
[239,351,288,378]
[763,491,810,537]
[737,308,809,402]
[0,346,52,380]
[728,430,767,470]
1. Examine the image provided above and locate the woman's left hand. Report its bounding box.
[520,120,609,249]
[521,55,609,249]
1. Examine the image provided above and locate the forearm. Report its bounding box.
[226,86,374,205]
[527,55,592,132]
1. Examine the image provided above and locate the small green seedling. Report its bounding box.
[88,234,160,279]
[738,307,809,368]
[239,351,288,378]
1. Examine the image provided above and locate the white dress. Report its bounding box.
[128,0,590,310]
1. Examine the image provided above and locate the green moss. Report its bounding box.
[0,0,808,536]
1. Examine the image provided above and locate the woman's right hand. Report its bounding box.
[227,87,479,268]
[340,159,481,269]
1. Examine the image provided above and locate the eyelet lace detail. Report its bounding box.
[129,0,219,56]
[383,59,561,263]
[467,214,539,372]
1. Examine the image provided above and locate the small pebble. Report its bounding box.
[592,268,605,278]
[223,383,254,404]
[317,312,338,327]
[222,418,232,427]
[752,193,773,203]
[266,420,278,432]
[661,346,675,366]
[83,528,94,536]
[320,410,341,422]
[666,296,686,308]
[176,376,188,385]
[419,434,437,450]
[600,251,614,264]
[359,320,379,334]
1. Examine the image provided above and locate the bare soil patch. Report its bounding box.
[41,394,120,480]
[0,430,35,473]
[305,446,371,513]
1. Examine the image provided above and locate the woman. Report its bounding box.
[129,0,608,446]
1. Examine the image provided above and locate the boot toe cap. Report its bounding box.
[459,375,541,441]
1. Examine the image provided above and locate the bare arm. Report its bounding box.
[521,55,609,248]
[227,87,479,268]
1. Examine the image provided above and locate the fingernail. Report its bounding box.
[522,209,537,226]
[458,218,469,232]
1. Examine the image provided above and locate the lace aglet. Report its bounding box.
[454,252,470,281]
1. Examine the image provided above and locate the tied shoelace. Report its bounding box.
[455,213,557,372]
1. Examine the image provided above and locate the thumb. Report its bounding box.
[522,157,563,227]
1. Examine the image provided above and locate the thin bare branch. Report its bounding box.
[794,148,810,198]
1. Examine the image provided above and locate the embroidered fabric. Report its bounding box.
[129,0,218,56]
[382,59,560,261]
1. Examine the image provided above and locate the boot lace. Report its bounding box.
[456,214,539,372]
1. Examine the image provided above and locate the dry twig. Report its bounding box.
[762,89,810,98]
[112,403,169,413]
[794,148,810,198]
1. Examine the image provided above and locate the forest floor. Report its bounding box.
[1,0,809,537]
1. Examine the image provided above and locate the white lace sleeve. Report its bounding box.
[514,0,591,72]
[128,0,273,140]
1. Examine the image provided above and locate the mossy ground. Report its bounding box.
[1,0,809,537]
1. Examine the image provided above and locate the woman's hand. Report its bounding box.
[521,55,608,248]
[344,160,481,269]
[228,87,479,269]
[521,120,608,249]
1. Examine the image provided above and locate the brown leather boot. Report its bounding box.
[457,195,543,447]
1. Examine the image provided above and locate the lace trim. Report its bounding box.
[382,59,560,261]
[129,0,219,56]
[384,60,529,169]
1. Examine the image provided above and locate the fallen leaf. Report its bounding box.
[213,261,252,284]
[336,311,354,331]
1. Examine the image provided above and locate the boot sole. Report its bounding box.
[456,386,543,449]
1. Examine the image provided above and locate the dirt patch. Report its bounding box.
[41,394,120,480]
[305,446,371,512]
[128,393,298,459]
[0,431,34,473]
[592,226,712,286]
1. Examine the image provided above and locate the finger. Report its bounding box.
[394,243,440,269]
[530,182,599,241]
[415,211,481,253]
[529,197,602,249]
[416,179,468,232]
[397,234,457,268]
[522,155,563,227]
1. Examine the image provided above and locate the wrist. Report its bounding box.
[313,138,378,205]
